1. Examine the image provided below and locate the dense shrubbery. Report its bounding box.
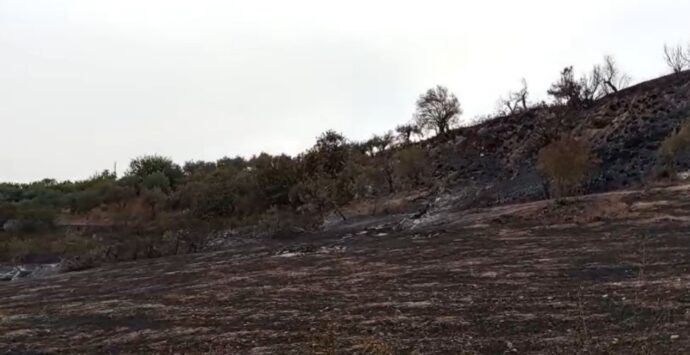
[0,129,432,264]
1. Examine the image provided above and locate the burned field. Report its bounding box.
[1,187,690,354]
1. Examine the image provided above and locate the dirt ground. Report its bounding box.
[1,186,690,354]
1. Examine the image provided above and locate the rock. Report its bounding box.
[0,267,18,281]
[0,263,62,281]
[2,219,21,232]
[27,263,61,279]
[11,267,32,280]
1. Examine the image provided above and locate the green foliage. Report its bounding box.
[0,233,98,263]
[127,155,183,188]
[142,188,168,218]
[0,203,17,225]
[304,130,350,178]
[183,160,217,176]
[251,153,299,207]
[12,206,57,234]
[142,172,171,193]
[0,123,437,265]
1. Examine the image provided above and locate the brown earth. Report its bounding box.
[2,185,690,354]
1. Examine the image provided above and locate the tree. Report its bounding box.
[141,188,167,219]
[663,44,688,74]
[183,160,216,176]
[367,131,395,154]
[499,79,529,115]
[127,155,183,188]
[290,174,350,221]
[579,66,603,105]
[548,66,584,107]
[142,172,172,194]
[548,65,616,108]
[598,55,630,94]
[537,136,594,198]
[250,153,299,207]
[303,130,349,178]
[414,86,462,136]
[395,123,421,144]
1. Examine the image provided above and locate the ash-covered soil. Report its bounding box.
[2,186,690,354]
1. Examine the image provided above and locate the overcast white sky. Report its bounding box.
[1,0,689,182]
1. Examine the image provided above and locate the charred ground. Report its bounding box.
[1,184,689,354]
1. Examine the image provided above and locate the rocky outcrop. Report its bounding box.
[0,263,62,281]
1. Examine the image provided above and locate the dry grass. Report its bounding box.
[537,136,594,198]
[658,120,690,176]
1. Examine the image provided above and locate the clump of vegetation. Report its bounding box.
[394,145,428,187]
[657,121,690,177]
[537,136,595,198]
[547,55,630,109]
[0,233,98,263]
[304,323,397,355]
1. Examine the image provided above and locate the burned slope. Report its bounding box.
[428,71,690,208]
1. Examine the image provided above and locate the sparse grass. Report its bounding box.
[304,323,399,355]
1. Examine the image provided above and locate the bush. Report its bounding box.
[0,233,99,263]
[395,146,428,187]
[13,206,57,234]
[256,207,320,238]
[537,136,594,198]
[0,237,32,262]
[657,121,690,176]
[0,203,17,226]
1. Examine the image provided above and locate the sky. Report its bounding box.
[1,0,689,183]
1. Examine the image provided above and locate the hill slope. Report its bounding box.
[428,71,690,209]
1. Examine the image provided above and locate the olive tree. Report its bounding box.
[414,85,462,136]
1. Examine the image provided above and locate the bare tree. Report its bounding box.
[498,78,529,115]
[664,44,688,74]
[368,131,395,154]
[599,55,631,94]
[414,85,462,136]
[579,66,603,104]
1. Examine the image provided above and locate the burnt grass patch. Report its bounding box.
[2,193,690,354]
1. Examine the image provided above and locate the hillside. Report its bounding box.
[2,70,690,354]
[426,71,690,210]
